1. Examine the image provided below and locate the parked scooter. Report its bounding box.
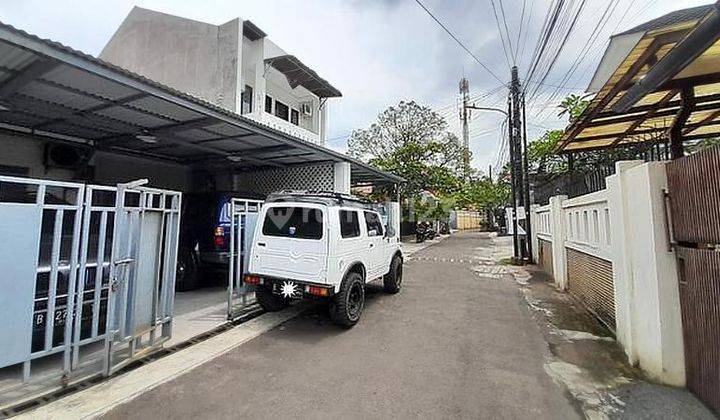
[415,221,437,243]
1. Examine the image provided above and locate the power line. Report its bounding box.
[497,0,516,60]
[489,0,513,68]
[414,0,505,84]
[513,0,528,64]
[527,0,590,103]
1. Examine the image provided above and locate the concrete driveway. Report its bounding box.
[100,232,578,419]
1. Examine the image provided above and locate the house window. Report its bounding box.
[275,101,289,120]
[339,210,360,238]
[290,109,299,126]
[265,95,273,113]
[241,85,253,114]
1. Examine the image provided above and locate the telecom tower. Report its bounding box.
[459,77,470,178]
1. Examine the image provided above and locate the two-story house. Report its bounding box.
[99,7,341,145]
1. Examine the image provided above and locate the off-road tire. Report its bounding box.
[256,285,290,312]
[329,272,365,328]
[175,248,199,292]
[383,256,403,294]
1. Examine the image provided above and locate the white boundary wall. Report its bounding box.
[530,160,685,386]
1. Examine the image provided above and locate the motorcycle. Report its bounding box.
[415,221,437,243]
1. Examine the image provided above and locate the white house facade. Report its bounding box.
[100,7,340,145]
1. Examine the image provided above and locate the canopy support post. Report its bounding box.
[669,86,695,160]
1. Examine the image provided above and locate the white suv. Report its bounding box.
[244,191,403,327]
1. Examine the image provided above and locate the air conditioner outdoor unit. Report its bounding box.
[300,102,313,117]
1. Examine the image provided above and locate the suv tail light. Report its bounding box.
[214,226,225,248]
[244,275,262,285]
[306,285,330,297]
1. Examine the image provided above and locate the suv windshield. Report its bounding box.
[262,206,323,240]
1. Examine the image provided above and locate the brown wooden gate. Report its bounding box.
[667,146,720,414]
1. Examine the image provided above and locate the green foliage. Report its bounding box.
[558,94,590,121]
[348,100,467,197]
[348,100,511,222]
[686,137,720,154]
[451,176,511,212]
[527,129,566,175]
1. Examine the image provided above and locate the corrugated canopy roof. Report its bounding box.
[0,22,399,186]
[265,55,342,98]
[557,3,720,154]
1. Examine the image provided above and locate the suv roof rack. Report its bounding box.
[266,190,374,208]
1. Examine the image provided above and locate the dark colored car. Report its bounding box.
[176,192,262,291]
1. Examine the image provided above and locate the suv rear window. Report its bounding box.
[262,207,323,240]
[339,210,360,238]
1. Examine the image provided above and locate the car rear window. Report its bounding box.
[339,210,360,238]
[262,207,323,240]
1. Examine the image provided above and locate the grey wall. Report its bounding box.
[92,151,191,191]
[0,133,192,191]
[0,133,76,180]
[100,7,241,112]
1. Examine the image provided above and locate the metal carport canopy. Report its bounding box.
[0,22,402,187]
[556,3,720,154]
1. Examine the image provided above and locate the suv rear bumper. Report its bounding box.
[246,274,335,299]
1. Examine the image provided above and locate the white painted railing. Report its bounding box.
[261,115,320,144]
[561,189,611,261]
[535,204,552,240]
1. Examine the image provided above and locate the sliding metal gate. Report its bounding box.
[666,146,720,415]
[227,198,263,319]
[0,176,181,408]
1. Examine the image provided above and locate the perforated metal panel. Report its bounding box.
[234,164,334,196]
[566,248,615,330]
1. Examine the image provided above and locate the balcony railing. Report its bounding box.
[262,114,320,144]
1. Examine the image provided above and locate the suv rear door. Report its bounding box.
[252,204,328,283]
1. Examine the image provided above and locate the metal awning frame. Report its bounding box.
[0,23,400,187]
[557,2,720,156]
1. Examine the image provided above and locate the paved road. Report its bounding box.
[103,232,579,419]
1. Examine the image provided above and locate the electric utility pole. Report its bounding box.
[522,93,533,263]
[509,66,527,261]
[507,94,519,260]
[459,77,470,178]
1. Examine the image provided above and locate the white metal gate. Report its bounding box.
[0,176,181,407]
[105,180,181,375]
[227,198,263,319]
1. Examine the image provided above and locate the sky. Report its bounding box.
[0,0,711,174]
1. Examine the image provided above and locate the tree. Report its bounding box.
[558,94,590,121]
[348,101,467,197]
[526,94,591,178]
[527,129,566,175]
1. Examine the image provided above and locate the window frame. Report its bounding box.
[339,209,361,239]
[290,108,300,126]
[241,85,253,114]
[274,100,290,121]
[261,206,324,240]
[363,211,384,237]
[265,95,273,114]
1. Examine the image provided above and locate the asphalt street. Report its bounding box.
[102,232,579,419]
